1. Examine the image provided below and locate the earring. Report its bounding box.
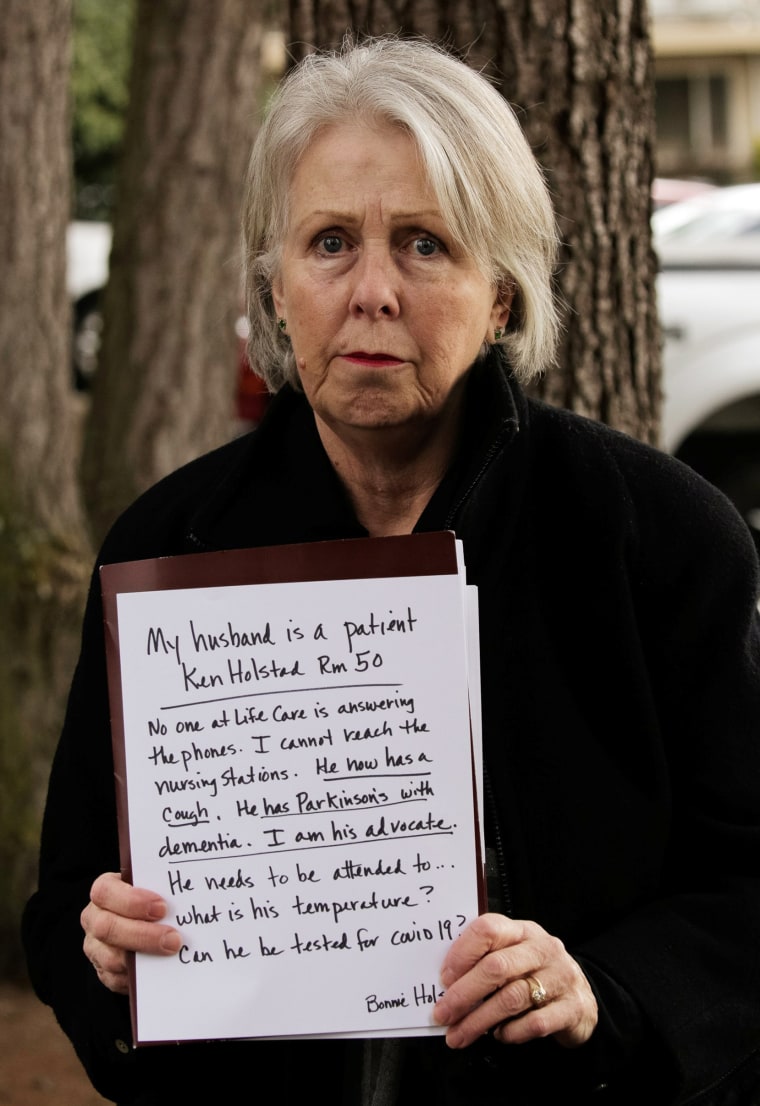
[277,318,287,332]
[494,327,503,342]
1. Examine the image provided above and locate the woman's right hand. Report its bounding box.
[81,872,182,994]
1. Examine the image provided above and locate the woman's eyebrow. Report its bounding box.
[296,207,444,225]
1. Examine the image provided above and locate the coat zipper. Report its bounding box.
[443,418,519,922]
[443,421,517,531]
[484,764,514,918]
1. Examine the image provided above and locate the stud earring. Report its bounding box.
[277,318,287,332]
[494,327,503,342]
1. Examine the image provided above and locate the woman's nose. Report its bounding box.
[347,246,401,319]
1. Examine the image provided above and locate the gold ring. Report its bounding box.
[525,975,547,1006]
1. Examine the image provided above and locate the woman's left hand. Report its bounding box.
[432,913,598,1049]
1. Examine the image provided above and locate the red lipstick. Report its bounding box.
[342,351,404,366]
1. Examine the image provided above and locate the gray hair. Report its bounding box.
[243,36,560,391]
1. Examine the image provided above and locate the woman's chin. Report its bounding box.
[322,401,416,434]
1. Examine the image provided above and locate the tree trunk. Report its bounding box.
[0,0,92,977]
[81,0,265,543]
[288,0,661,443]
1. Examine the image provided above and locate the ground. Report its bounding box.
[0,983,109,1106]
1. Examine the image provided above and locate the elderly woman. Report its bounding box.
[23,37,760,1106]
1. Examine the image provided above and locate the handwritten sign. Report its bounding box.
[102,536,482,1043]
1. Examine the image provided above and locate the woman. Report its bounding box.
[23,37,760,1105]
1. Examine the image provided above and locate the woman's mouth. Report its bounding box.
[341,351,405,367]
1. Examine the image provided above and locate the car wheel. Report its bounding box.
[72,291,103,391]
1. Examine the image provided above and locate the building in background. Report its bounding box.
[652,0,760,181]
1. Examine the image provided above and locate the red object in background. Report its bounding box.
[237,353,270,424]
[235,313,270,425]
[651,177,717,211]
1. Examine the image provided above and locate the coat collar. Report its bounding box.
[183,348,526,554]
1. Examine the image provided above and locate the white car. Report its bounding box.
[66,220,112,387]
[654,184,760,540]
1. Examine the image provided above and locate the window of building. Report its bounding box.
[656,71,729,166]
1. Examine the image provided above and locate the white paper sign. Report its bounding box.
[112,569,481,1043]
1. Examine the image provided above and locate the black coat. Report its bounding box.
[22,356,760,1104]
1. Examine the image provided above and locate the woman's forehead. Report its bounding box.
[284,122,457,232]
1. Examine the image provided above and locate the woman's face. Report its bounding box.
[272,122,510,441]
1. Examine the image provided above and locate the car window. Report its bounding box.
[659,211,760,242]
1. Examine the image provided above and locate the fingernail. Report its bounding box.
[440,967,455,987]
[147,901,166,921]
[160,932,182,954]
[432,1000,450,1026]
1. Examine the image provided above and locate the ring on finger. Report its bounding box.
[525,975,548,1007]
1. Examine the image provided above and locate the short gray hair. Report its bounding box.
[243,36,560,391]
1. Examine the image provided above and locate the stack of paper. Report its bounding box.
[101,531,483,1045]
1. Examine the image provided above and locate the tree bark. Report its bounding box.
[0,0,87,531]
[288,0,661,443]
[0,0,92,977]
[82,0,265,543]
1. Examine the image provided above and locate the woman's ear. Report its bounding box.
[271,273,285,319]
[490,280,516,335]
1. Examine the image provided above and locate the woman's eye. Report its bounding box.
[412,237,439,257]
[318,235,344,254]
